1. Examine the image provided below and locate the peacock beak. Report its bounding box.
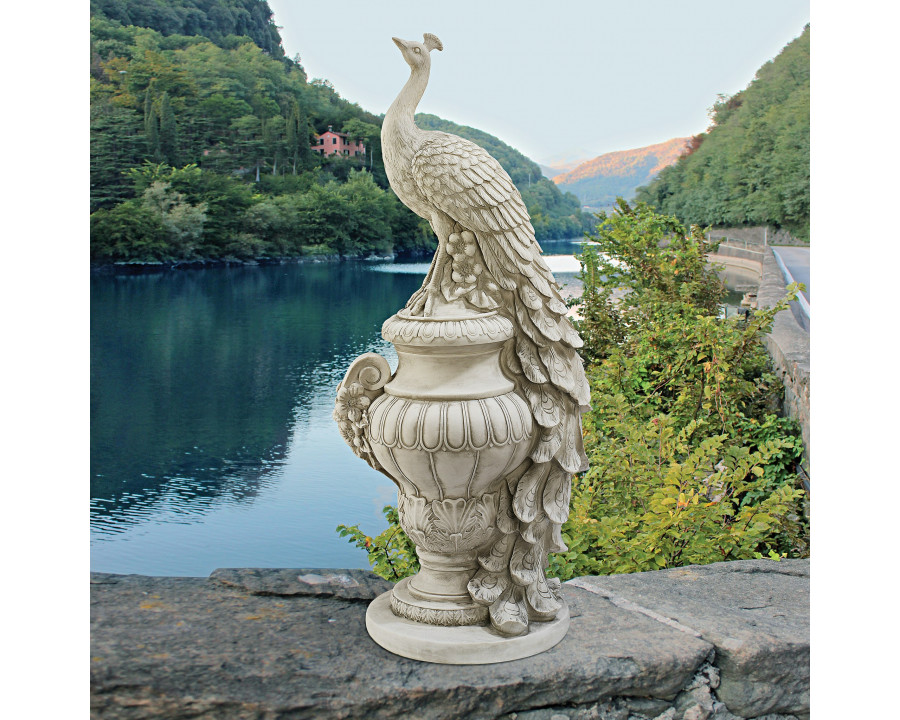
[392,37,408,51]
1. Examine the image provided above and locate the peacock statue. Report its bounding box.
[380,33,591,636]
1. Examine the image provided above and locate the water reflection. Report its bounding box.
[91,262,421,575]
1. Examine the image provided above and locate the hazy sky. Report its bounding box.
[268,0,809,166]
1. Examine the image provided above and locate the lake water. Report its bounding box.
[90,240,583,576]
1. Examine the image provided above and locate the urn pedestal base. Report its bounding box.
[390,576,488,626]
[366,586,570,664]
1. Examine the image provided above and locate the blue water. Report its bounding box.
[90,241,583,576]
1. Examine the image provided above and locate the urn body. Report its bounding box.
[366,311,534,623]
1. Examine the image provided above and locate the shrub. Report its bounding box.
[90,200,169,262]
[141,181,207,259]
[337,506,419,581]
[338,200,808,580]
[551,200,808,579]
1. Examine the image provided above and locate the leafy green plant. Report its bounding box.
[550,200,808,578]
[337,201,808,582]
[337,505,419,582]
[548,399,806,581]
[90,200,169,262]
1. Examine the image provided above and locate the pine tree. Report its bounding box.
[143,88,161,162]
[158,91,178,165]
[286,102,302,174]
[297,104,312,171]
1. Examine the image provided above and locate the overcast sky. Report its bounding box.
[268,0,809,166]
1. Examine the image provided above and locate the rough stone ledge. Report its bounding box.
[208,567,394,601]
[90,559,808,720]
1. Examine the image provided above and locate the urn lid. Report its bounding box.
[382,310,513,347]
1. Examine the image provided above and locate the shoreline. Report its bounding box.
[90,237,586,274]
[88,250,434,274]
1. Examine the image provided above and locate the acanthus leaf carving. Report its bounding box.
[398,491,499,554]
[391,593,487,626]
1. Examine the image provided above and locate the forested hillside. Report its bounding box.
[636,26,810,241]
[552,137,689,211]
[90,0,286,59]
[90,0,586,265]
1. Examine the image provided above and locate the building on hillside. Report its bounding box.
[312,125,366,157]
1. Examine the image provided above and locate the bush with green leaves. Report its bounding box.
[337,506,419,582]
[90,200,169,262]
[551,200,807,579]
[338,200,808,580]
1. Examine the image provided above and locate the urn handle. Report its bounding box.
[333,353,392,474]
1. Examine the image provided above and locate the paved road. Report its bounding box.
[772,247,810,302]
[772,246,810,331]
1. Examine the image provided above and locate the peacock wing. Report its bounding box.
[412,132,590,415]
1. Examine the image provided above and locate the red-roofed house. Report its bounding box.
[312,125,366,157]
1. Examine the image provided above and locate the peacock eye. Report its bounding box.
[414,47,421,54]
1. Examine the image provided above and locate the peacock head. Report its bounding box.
[392,33,443,71]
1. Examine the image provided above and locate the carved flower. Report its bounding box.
[446,230,483,291]
[334,382,372,454]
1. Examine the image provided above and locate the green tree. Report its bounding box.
[342,118,381,172]
[158,90,179,164]
[90,201,169,262]
[637,26,809,241]
[143,88,162,161]
[230,114,265,180]
[140,180,207,258]
[91,98,145,210]
[286,101,312,173]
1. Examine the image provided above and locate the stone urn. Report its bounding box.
[335,308,571,663]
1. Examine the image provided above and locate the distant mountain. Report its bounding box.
[538,160,584,179]
[539,164,560,179]
[551,138,690,211]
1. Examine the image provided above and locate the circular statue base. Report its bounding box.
[365,586,570,664]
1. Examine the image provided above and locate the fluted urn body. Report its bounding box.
[357,310,533,625]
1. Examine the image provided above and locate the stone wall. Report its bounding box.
[757,248,811,465]
[707,245,809,466]
[91,559,809,720]
[708,226,806,247]
[710,244,764,266]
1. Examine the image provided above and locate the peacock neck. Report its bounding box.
[384,64,430,149]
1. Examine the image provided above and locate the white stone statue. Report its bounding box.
[334,33,589,664]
